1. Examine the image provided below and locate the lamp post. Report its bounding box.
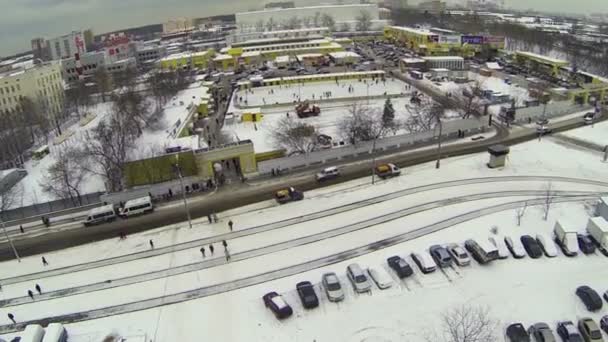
[173,161,193,229]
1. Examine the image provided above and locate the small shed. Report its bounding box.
[487,145,510,168]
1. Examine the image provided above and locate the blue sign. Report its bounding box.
[461,35,483,44]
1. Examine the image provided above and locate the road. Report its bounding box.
[0,195,596,334]
[0,110,600,260]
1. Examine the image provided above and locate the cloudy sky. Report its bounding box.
[0,0,605,56]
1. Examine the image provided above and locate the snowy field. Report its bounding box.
[232,78,411,108]
[2,135,608,341]
[16,83,208,207]
[561,120,608,147]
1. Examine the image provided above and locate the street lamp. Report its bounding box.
[173,159,193,229]
[0,217,20,262]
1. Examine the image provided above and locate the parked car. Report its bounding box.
[600,316,608,335]
[368,266,394,289]
[321,272,344,302]
[583,112,596,125]
[506,323,530,342]
[520,235,543,258]
[536,234,558,257]
[505,236,527,258]
[578,234,597,254]
[579,318,603,342]
[488,236,510,259]
[347,263,372,293]
[411,252,437,274]
[387,256,414,278]
[316,166,340,182]
[557,321,584,342]
[576,286,603,311]
[528,322,556,342]
[446,243,471,266]
[429,245,453,268]
[262,292,293,319]
[296,281,319,309]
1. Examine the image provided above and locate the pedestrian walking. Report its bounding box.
[224,248,231,262]
[35,284,41,294]
[222,240,228,248]
[19,225,24,234]
[207,215,213,224]
[41,256,48,266]
[228,220,234,231]
[7,313,15,324]
[28,290,34,300]
[213,213,219,223]
[149,240,154,249]
[209,244,214,254]
[200,247,206,257]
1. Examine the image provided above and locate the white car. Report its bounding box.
[504,236,527,258]
[447,243,471,266]
[488,236,510,259]
[368,267,394,290]
[321,272,345,302]
[316,166,340,182]
[535,234,558,257]
[347,263,372,293]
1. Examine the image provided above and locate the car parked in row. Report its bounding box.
[447,243,471,266]
[296,281,319,309]
[578,234,597,255]
[600,316,608,335]
[488,236,510,259]
[321,272,344,302]
[263,292,293,319]
[536,234,558,257]
[576,286,603,312]
[505,236,527,258]
[557,321,583,342]
[429,245,453,268]
[528,322,556,342]
[387,256,413,278]
[520,235,543,258]
[347,263,372,293]
[578,318,603,342]
[411,251,437,274]
[368,267,393,289]
[506,323,530,342]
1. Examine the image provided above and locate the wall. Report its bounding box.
[194,141,257,178]
[258,118,487,174]
[511,100,592,123]
[124,151,197,187]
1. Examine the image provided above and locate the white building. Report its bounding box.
[47,31,86,60]
[0,62,64,121]
[61,51,106,82]
[235,4,383,31]
[422,56,465,70]
[227,27,330,44]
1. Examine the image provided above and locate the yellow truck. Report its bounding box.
[375,163,401,179]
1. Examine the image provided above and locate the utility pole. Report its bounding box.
[371,138,377,185]
[0,217,20,262]
[173,161,193,229]
[435,117,443,169]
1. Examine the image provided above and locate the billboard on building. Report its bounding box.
[483,35,505,48]
[439,35,461,44]
[461,35,484,44]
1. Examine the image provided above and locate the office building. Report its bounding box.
[47,31,87,60]
[31,38,51,62]
[61,51,106,82]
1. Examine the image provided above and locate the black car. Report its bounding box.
[506,323,531,342]
[387,256,413,278]
[576,286,603,311]
[528,322,556,342]
[577,234,596,254]
[429,245,453,268]
[557,321,583,342]
[262,292,293,319]
[296,281,319,309]
[520,235,543,259]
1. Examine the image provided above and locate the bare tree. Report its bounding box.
[266,17,276,31]
[515,201,528,226]
[112,89,152,138]
[425,304,497,342]
[452,80,485,119]
[40,148,87,205]
[112,66,138,91]
[270,116,319,155]
[0,183,24,215]
[285,17,302,30]
[403,97,444,133]
[528,80,551,120]
[321,14,336,32]
[542,181,555,221]
[355,10,372,32]
[65,80,93,118]
[94,68,112,102]
[312,12,321,27]
[339,22,351,32]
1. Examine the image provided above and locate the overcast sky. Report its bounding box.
[0,0,605,56]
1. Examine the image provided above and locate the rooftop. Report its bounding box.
[329,51,360,58]
[388,26,437,36]
[422,56,464,61]
[515,51,568,65]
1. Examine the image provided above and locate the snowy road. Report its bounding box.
[0,194,596,334]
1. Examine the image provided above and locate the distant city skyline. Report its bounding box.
[0,0,605,56]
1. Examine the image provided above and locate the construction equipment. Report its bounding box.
[295,101,320,118]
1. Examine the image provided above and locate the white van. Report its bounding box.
[120,196,154,218]
[42,323,68,342]
[488,236,510,259]
[83,204,117,227]
[411,251,436,274]
[21,324,45,342]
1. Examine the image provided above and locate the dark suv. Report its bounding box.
[429,245,453,268]
[576,286,603,312]
[506,323,530,342]
[387,256,413,278]
[557,321,583,342]
[520,235,543,258]
[296,281,319,309]
[577,234,596,254]
[263,292,293,319]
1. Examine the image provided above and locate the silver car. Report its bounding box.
[322,272,344,302]
[447,243,471,266]
[347,263,372,293]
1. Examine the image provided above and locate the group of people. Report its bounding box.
[200,239,231,261]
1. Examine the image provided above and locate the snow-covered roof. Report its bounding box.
[388,26,436,36]
[329,51,360,59]
[401,57,426,64]
[241,51,261,57]
[213,54,233,61]
[275,55,290,63]
[430,68,450,72]
[422,56,464,61]
[486,62,502,70]
[515,51,568,65]
[263,70,384,83]
[297,53,324,59]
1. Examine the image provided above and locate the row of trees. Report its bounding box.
[249,10,373,33]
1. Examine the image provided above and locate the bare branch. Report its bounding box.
[426,304,498,342]
[269,116,319,155]
[543,181,554,221]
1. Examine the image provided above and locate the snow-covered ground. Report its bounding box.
[2,134,608,341]
[232,78,411,108]
[15,83,208,207]
[561,120,608,147]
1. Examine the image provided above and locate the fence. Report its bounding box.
[512,100,591,124]
[0,192,103,222]
[258,118,488,174]
[100,175,207,205]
